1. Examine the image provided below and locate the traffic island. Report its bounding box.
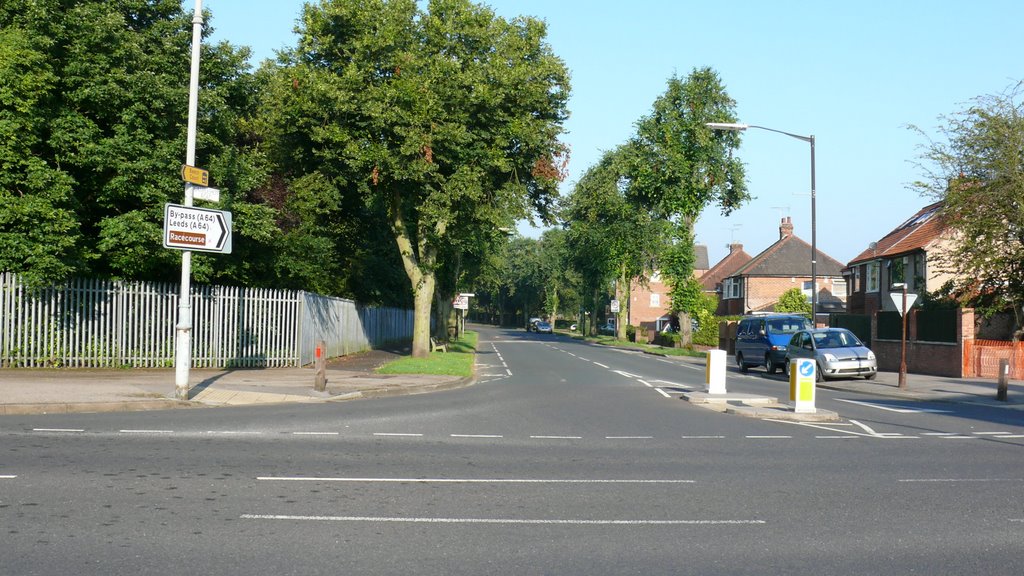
[681,391,840,422]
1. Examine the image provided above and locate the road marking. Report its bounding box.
[206,431,263,435]
[578,357,590,362]
[241,514,764,526]
[654,388,671,398]
[292,432,339,436]
[938,436,977,439]
[531,435,582,440]
[972,431,1012,435]
[922,432,958,436]
[899,478,1024,483]
[745,435,792,439]
[373,433,423,437]
[771,420,919,439]
[681,435,725,439]
[816,435,858,439]
[120,429,173,434]
[256,477,695,484]
[637,379,654,388]
[606,436,654,439]
[451,434,503,438]
[33,428,84,433]
[593,362,609,368]
[505,369,512,375]
[836,399,952,413]
[0,475,16,479]
[613,370,640,379]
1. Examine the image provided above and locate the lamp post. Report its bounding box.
[706,122,817,323]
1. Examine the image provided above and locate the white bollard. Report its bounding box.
[706,349,727,394]
[789,358,817,413]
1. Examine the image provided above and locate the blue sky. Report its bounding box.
[195,0,1023,266]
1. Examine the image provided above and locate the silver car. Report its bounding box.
[784,328,877,381]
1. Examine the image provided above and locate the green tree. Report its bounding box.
[0,0,269,286]
[273,0,570,356]
[910,82,1024,340]
[631,69,748,310]
[562,147,670,338]
[776,287,812,314]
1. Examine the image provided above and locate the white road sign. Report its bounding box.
[453,294,469,310]
[889,292,919,316]
[163,203,232,254]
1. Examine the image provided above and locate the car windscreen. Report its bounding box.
[766,318,809,335]
[812,331,863,349]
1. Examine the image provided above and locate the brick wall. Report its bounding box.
[871,308,972,377]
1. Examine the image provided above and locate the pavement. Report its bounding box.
[1,342,1021,417]
[0,348,472,415]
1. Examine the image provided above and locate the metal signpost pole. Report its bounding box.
[175,0,203,401]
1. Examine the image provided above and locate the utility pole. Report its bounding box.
[174,0,204,401]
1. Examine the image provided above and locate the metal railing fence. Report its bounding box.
[0,273,411,368]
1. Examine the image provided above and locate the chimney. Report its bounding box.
[779,216,793,239]
[728,243,743,254]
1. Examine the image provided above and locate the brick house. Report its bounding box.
[700,243,753,316]
[844,201,957,314]
[627,245,709,331]
[719,217,846,316]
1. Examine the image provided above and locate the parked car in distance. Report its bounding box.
[534,321,553,334]
[735,314,812,374]
[527,317,543,332]
[784,328,877,381]
[597,322,617,336]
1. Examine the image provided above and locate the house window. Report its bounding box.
[724,277,742,299]
[913,254,925,290]
[890,256,908,286]
[853,268,861,292]
[650,293,660,308]
[867,261,880,292]
[833,279,847,298]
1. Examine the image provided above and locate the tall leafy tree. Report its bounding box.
[563,146,669,338]
[0,0,269,286]
[273,0,570,356]
[910,82,1024,340]
[632,68,748,313]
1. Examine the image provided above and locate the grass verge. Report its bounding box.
[568,332,707,358]
[376,331,477,377]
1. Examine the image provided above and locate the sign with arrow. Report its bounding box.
[163,203,232,254]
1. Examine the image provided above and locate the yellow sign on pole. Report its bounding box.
[789,358,817,413]
[180,164,209,186]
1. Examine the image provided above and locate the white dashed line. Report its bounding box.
[292,432,339,436]
[593,362,609,368]
[531,435,582,440]
[681,435,725,439]
[241,514,763,526]
[33,428,84,433]
[120,429,173,434]
[373,433,424,437]
[606,436,654,439]
[257,477,695,484]
[746,435,792,439]
[451,434,504,438]
[0,475,17,479]
[899,478,1024,483]
[637,379,654,388]
[206,431,263,435]
[654,388,671,398]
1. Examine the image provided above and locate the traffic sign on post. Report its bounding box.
[181,164,209,186]
[163,203,232,253]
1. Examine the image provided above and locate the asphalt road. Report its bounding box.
[2,324,1022,575]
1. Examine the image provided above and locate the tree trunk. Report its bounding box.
[389,189,440,358]
[616,263,629,340]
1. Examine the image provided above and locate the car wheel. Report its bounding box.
[766,356,777,374]
[865,372,877,380]
[783,359,790,377]
[815,363,824,382]
[736,353,748,373]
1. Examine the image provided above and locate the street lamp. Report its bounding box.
[706,122,817,322]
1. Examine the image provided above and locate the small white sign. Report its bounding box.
[610,299,620,313]
[191,185,220,203]
[889,292,919,316]
[453,295,469,310]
